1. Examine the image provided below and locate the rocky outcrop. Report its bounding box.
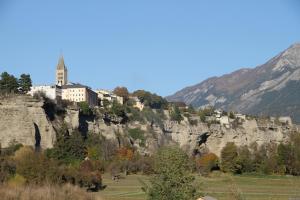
[0,96,294,157]
[0,95,56,149]
[82,112,294,157]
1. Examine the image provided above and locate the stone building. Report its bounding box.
[56,56,68,86]
[62,83,98,107]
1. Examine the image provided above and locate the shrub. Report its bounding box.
[46,131,87,164]
[170,106,183,123]
[196,153,218,175]
[0,184,99,200]
[7,174,26,187]
[128,128,146,147]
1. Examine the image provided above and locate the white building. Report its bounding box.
[28,85,62,101]
[278,116,293,126]
[216,115,230,128]
[235,113,246,120]
[95,89,124,105]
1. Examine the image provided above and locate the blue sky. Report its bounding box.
[0,0,300,96]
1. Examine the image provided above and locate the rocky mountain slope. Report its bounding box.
[167,43,300,123]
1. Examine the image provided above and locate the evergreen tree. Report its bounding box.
[18,74,32,93]
[0,72,19,94]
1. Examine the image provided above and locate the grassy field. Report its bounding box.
[98,173,300,200]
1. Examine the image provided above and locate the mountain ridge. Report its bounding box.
[167,43,300,122]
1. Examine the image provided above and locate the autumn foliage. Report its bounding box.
[196,153,219,175]
[117,147,134,161]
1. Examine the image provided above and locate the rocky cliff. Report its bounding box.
[167,43,300,123]
[0,96,295,157]
[0,95,56,149]
[84,112,294,157]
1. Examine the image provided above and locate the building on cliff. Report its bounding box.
[28,85,62,101]
[94,89,124,106]
[62,83,98,107]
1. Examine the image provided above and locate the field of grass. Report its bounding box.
[98,173,300,200]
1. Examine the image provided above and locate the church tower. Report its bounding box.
[56,56,68,86]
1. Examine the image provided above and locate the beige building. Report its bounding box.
[56,56,68,86]
[131,97,144,111]
[95,89,124,105]
[62,83,98,107]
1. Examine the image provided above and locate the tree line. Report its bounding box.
[0,72,32,94]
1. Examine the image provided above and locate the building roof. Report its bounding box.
[61,83,90,89]
[57,55,67,70]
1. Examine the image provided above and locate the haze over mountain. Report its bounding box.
[167,43,300,123]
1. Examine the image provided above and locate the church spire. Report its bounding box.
[57,55,66,70]
[56,55,68,86]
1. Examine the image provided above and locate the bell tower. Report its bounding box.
[56,56,68,86]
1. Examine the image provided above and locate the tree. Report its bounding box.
[196,153,218,175]
[170,105,183,123]
[237,145,254,173]
[113,86,129,102]
[78,101,92,116]
[0,72,19,94]
[132,90,168,109]
[18,74,32,93]
[46,131,87,164]
[110,100,126,117]
[146,146,198,200]
[220,142,240,173]
[229,112,235,119]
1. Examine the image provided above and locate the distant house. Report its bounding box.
[28,85,62,101]
[95,89,124,105]
[216,115,230,128]
[170,101,188,109]
[131,97,144,111]
[278,116,293,126]
[62,83,98,107]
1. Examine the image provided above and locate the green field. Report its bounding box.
[98,173,300,200]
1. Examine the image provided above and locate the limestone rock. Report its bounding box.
[0,95,56,149]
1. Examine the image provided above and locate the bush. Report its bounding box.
[196,153,218,175]
[0,184,98,200]
[7,174,26,187]
[128,128,146,147]
[170,106,183,123]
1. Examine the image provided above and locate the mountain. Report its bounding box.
[167,43,300,123]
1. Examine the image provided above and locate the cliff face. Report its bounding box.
[0,95,56,149]
[0,96,294,157]
[84,113,293,157]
